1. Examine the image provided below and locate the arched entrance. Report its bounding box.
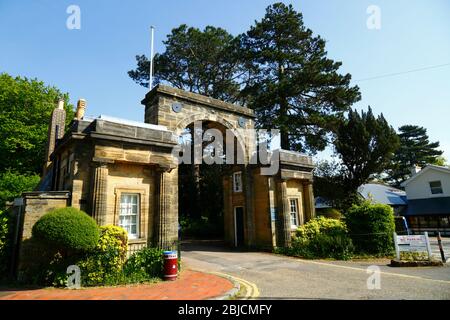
[141,84,316,250]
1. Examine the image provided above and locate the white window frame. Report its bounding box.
[233,171,243,193]
[119,193,140,239]
[429,180,443,195]
[289,198,299,229]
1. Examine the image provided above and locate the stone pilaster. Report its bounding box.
[154,167,178,250]
[91,162,108,225]
[303,182,316,222]
[244,167,256,246]
[275,179,292,247]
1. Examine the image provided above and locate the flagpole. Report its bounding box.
[149,26,155,91]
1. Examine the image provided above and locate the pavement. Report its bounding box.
[0,270,235,300]
[181,240,450,300]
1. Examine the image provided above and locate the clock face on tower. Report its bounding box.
[172,102,182,113]
[238,117,246,128]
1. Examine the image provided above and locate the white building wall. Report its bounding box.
[405,169,450,200]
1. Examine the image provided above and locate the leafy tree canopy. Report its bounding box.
[0,73,74,175]
[332,107,399,207]
[239,3,361,153]
[0,171,40,209]
[385,125,443,186]
[128,3,361,154]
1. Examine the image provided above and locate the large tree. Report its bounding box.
[128,24,244,103]
[0,73,74,175]
[240,3,361,153]
[333,107,399,207]
[385,125,443,186]
[0,73,74,209]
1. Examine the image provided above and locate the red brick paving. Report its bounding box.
[0,270,234,300]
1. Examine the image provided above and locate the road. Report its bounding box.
[429,237,450,261]
[181,240,450,300]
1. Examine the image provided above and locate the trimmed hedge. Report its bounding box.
[288,217,354,260]
[32,207,99,253]
[345,202,395,255]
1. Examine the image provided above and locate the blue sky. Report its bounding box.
[1,0,449,160]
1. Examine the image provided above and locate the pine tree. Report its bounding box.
[334,107,400,205]
[386,125,443,186]
[240,3,361,153]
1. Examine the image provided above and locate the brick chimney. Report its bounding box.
[43,99,66,176]
[75,98,86,120]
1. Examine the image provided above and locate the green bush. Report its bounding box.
[76,225,128,286]
[316,208,343,220]
[180,216,223,239]
[289,217,353,260]
[45,225,129,287]
[0,171,40,209]
[345,201,395,255]
[295,216,348,239]
[32,207,99,253]
[124,247,164,279]
[0,210,12,278]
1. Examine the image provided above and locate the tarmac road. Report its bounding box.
[181,240,450,300]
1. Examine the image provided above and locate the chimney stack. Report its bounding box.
[43,99,67,176]
[75,99,86,120]
[410,165,421,176]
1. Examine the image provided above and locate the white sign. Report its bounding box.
[393,232,432,260]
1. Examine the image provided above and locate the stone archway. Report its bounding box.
[141,85,315,250]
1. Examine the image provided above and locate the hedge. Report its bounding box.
[32,207,99,253]
[345,201,395,255]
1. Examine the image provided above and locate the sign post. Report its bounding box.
[393,232,432,261]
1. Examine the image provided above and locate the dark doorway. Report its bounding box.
[234,207,245,247]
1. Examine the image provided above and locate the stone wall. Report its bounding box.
[16,192,69,274]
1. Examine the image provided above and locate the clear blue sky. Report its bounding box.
[1,0,449,160]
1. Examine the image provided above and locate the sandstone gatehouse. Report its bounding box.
[13,85,315,270]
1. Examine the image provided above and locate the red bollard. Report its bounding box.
[163,251,178,281]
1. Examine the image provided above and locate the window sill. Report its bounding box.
[128,238,147,245]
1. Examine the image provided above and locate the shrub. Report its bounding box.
[316,208,343,220]
[345,201,395,255]
[0,171,40,209]
[32,207,99,253]
[76,225,128,286]
[295,216,348,239]
[44,225,128,287]
[290,217,353,260]
[0,210,12,278]
[180,216,223,239]
[124,247,164,279]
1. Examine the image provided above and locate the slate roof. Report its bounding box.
[406,197,450,216]
[358,183,407,206]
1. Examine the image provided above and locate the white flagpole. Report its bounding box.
[149,26,155,91]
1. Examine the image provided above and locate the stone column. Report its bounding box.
[244,166,256,246]
[303,182,316,222]
[91,162,108,226]
[276,179,292,247]
[154,167,178,250]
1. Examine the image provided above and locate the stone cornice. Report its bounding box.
[141,84,256,118]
